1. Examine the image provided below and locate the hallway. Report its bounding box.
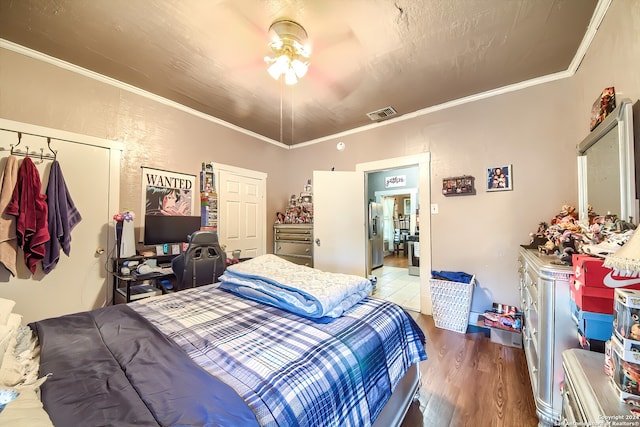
[371,253,420,312]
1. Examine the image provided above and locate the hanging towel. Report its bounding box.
[0,156,19,276]
[6,157,49,274]
[43,161,82,273]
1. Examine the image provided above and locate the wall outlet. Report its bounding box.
[430,203,439,214]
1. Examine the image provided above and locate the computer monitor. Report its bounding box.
[143,215,202,245]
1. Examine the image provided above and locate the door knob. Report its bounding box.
[315,238,321,247]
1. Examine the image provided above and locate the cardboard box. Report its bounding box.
[573,254,611,287]
[570,277,615,313]
[480,303,522,332]
[572,253,640,290]
[611,335,640,401]
[613,289,640,346]
[570,297,614,341]
[490,328,522,348]
[612,334,640,363]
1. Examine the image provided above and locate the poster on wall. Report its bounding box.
[140,166,197,229]
[486,164,513,192]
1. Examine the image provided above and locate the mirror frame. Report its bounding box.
[577,98,636,224]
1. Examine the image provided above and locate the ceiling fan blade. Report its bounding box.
[304,30,365,100]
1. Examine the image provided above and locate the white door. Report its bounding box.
[312,170,367,277]
[0,123,120,323]
[215,164,266,259]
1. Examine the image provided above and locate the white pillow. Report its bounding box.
[0,383,53,427]
[0,324,39,388]
[0,326,12,364]
[0,314,20,369]
[0,299,15,326]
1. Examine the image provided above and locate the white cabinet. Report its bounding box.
[519,247,577,426]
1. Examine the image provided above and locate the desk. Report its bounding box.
[112,255,176,304]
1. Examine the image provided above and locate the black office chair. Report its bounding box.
[171,230,227,291]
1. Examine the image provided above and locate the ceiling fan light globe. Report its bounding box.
[284,68,298,85]
[267,62,284,80]
[270,38,284,50]
[292,40,310,57]
[291,59,308,78]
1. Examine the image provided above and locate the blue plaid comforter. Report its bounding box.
[131,285,427,427]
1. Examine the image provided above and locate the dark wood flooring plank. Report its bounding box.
[400,313,538,427]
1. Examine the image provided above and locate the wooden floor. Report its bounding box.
[384,253,409,268]
[400,314,538,427]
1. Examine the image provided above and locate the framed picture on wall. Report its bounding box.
[441,175,475,196]
[486,165,513,192]
[403,198,411,215]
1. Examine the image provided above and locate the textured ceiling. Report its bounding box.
[0,0,600,146]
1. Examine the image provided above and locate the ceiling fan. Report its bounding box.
[263,19,311,85]
[217,4,364,101]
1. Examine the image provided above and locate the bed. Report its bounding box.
[14,256,427,426]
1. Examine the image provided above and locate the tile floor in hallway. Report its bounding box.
[371,262,420,312]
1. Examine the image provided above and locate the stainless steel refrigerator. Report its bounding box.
[368,202,384,270]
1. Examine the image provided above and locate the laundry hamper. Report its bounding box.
[430,274,475,333]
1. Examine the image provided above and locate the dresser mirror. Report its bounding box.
[577,98,637,224]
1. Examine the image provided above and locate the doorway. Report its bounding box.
[369,182,419,311]
[356,154,431,314]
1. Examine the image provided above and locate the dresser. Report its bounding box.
[518,247,576,426]
[274,224,313,267]
[562,348,636,424]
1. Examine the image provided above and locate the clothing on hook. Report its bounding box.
[43,161,82,274]
[0,156,19,276]
[5,157,50,274]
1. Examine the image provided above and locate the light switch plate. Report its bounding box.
[430,204,439,214]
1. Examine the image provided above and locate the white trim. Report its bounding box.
[0,39,287,150]
[568,0,611,72]
[1,0,610,150]
[355,153,429,173]
[211,162,268,180]
[293,70,577,148]
[357,153,432,315]
[0,117,124,151]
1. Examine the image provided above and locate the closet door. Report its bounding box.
[0,127,117,323]
[215,163,266,259]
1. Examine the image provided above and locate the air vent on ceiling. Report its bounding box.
[366,106,398,121]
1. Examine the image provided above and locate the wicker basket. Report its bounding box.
[430,275,476,333]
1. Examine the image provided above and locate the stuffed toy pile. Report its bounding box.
[525,204,635,265]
